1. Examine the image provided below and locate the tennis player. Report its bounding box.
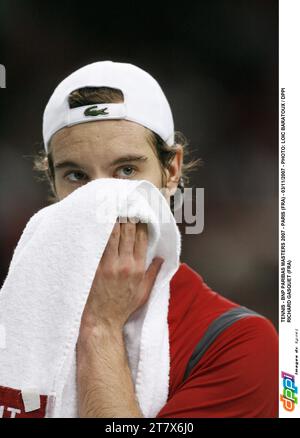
[35,60,278,418]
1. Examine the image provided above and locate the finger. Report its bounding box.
[134,223,148,265]
[143,257,164,296]
[102,221,120,258]
[118,218,136,257]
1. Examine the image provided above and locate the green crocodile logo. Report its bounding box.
[84,105,109,116]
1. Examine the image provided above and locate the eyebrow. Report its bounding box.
[54,160,84,170]
[109,154,148,167]
[54,154,148,170]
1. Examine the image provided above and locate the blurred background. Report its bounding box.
[0,1,278,326]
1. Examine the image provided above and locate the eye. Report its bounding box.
[115,166,136,178]
[65,170,88,183]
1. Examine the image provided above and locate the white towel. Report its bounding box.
[0,178,181,418]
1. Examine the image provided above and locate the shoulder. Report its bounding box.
[168,262,242,349]
[158,313,278,417]
[168,262,277,347]
[165,263,278,417]
[199,312,278,380]
[167,263,238,394]
[168,262,240,326]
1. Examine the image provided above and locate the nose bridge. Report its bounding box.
[91,167,111,181]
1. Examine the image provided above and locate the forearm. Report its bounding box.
[76,324,144,418]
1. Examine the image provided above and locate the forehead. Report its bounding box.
[50,119,153,159]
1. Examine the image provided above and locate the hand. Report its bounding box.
[79,218,164,334]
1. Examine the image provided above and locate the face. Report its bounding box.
[49,120,182,201]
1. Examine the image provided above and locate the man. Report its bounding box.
[38,60,278,417]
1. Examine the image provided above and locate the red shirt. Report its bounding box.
[156,262,278,418]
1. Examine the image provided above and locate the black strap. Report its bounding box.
[182,306,264,382]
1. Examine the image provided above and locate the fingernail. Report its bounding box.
[156,257,164,265]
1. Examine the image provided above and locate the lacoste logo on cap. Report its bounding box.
[84,105,109,116]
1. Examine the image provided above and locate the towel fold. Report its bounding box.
[0,178,181,418]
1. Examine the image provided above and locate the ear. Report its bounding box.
[165,144,183,197]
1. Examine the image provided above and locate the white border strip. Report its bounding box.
[279,0,300,418]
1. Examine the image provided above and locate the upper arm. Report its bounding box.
[156,316,278,418]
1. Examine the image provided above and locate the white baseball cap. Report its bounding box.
[42,60,175,153]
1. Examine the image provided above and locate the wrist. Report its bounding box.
[78,320,124,347]
[76,322,126,380]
